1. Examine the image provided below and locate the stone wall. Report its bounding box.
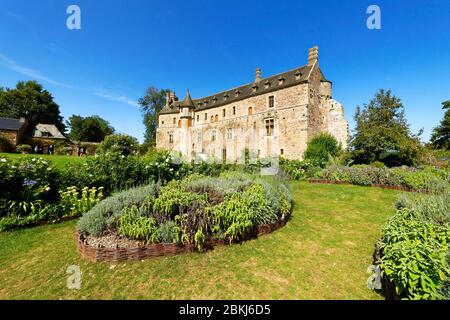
[0,130,19,148]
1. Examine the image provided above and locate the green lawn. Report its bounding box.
[0,182,400,299]
[0,153,86,169]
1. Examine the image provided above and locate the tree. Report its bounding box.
[97,134,139,156]
[350,89,423,167]
[67,115,115,142]
[0,81,65,132]
[138,87,169,145]
[430,101,450,150]
[304,133,340,167]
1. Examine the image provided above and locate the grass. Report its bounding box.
[0,182,400,299]
[0,152,87,169]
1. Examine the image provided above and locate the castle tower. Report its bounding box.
[178,90,195,160]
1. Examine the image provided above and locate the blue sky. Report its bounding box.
[1,0,449,143]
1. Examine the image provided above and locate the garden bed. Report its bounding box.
[308,179,427,193]
[76,216,288,262]
[75,172,292,263]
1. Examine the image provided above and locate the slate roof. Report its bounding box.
[0,117,26,131]
[160,64,330,115]
[31,124,66,139]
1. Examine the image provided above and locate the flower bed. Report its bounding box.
[76,172,292,261]
[308,179,420,193]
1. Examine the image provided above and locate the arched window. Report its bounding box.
[215,115,219,122]
[210,115,214,123]
[178,120,182,128]
[248,106,254,116]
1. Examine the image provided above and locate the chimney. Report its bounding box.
[308,46,319,66]
[255,68,261,83]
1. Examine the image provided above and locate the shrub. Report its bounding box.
[0,135,13,152]
[378,193,450,300]
[76,183,157,236]
[0,157,61,217]
[97,134,139,156]
[321,164,449,192]
[117,205,159,243]
[303,133,340,168]
[16,144,32,154]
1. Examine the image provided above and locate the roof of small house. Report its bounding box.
[0,117,27,131]
[31,124,66,139]
[160,64,330,115]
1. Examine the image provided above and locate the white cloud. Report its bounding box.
[94,91,139,107]
[0,53,73,88]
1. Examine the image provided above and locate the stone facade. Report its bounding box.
[156,46,349,162]
[0,117,28,149]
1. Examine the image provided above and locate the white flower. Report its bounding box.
[145,165,149,169]
[47,167,52,171]
[45,187,51,192]
[32,158,36,162]
[11,165,16,169]
[0,159,6,163]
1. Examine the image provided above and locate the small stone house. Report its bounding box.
[0,117,29,150]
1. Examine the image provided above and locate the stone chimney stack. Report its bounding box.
[308,46,319,66]
[255,68,261,83]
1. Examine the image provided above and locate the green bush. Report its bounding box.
[97,134,139,156]
[321,164,449,192]
[77,183,157,236]
[378,193,450,300]
[16,144,32,154]
[303,133,340,168]
[0,135,13,152]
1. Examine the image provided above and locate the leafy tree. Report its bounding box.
[138,87,169,145]
[0,81,65,132]
[67,115,115,142]
[350,89,423,167]
[304,133,340,167]
[430,101,450,150]
[97,134,139,156]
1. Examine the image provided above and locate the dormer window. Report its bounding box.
[295,71,302,80]
[252,84,258,93]
[212,97,218,103]
[234,90,240,97]
[278,77,285,85]
[268,96,275,108]
[223,94,229,100]
[264,81,270,89]
[42,131,51,137]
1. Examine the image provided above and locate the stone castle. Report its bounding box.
[156,46,349,162]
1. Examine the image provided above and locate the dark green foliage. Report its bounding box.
[66,115,115,142]
[97,134,139,156]
[0,81,65,132]
[430,101,450,150]
[378,193,450,299]
[0,135,13,152]
[304,133,340,168]
[350,89,423,167]
[321,164,449,192]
